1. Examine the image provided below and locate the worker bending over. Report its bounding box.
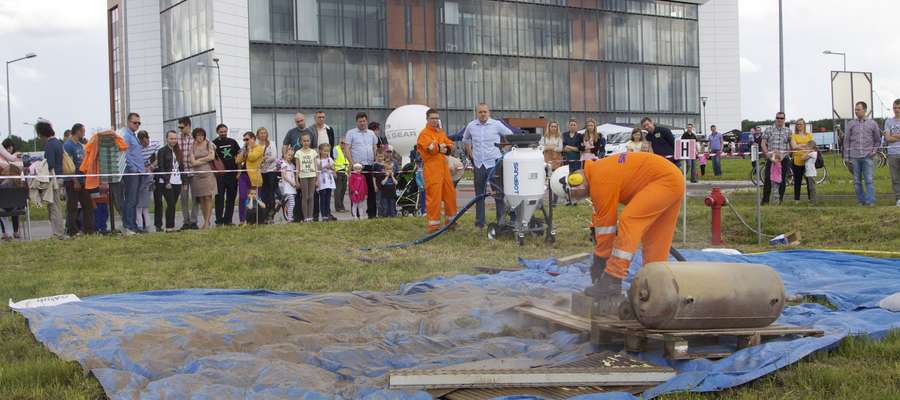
[416,108,457,233]
[567,152,685,313]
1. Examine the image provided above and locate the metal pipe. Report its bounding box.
[778,0,785,113]
[5,53,37,137]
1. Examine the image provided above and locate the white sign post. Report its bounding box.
[674,139,696,245]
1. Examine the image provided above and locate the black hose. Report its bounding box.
[669,247,687,262]
[360,193,489,251]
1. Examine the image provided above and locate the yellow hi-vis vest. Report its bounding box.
[333,144,349,173]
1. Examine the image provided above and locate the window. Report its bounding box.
[249,0,271,41]
[321,49,345,106]
[364,0,385,48]
[298,47,322,106]
[642,16,657,63]
[686,68,699,113]
[643,67,658,112]
[274,46,299,106]
[345,50,367,106]
[672,19,685,65]
[160,0,213,65]
[657,18,672,65]
[296,0,319,42]
[685,20,698,66]
[482,2,501,55]
[614,65,628,111]
[501,57,519,110]
[342,0,365,47]
[499,2,517,55]
[320,0,341,45]
[553,60,569,111]
[271,0,294,42]
[367,51,386,107]
[658,67,671,112]
[250,45,275,105]
[519,58,536,110]
[628,66,642,111]
[444,1,460,25]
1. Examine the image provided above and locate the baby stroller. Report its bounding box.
[395,162,420,216]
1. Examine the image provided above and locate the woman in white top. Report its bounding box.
[540,120,563,170]
[257,127,279,218]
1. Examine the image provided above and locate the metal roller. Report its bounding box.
[628,262,785,330]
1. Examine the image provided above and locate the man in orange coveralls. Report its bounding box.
[567,151,685,314]
[416,108,457,233]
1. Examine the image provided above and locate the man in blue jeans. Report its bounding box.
[844,101,882,206]
[463,103,512,228]
[120,112,145,234]
[708,125,723,176]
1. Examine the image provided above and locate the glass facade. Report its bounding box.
[109,5,124,129]
[249,0,701,136]
[160,0,218,136]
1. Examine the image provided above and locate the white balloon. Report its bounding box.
[384,105,430,164]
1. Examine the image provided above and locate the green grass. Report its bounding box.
[2,181,899,398]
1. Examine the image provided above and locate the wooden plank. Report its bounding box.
[474,266,522,274]
[558,252,592,266]
[389,367,676,390]
[515,305,591,333]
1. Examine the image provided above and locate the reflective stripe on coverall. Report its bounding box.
[584,152,685,279]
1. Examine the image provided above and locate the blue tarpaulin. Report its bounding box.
[14,250,900,399]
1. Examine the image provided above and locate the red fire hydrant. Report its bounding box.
[704,187,727,245]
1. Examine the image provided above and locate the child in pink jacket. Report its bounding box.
[348,163,368,219]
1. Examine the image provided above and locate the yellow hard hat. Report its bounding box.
[567,172,585,187]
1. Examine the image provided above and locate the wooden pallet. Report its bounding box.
[516,304,824,360]
[590,315,825,360]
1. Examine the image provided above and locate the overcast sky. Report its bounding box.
[1,0,898,140]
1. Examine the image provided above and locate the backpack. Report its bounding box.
[62,151,76,175]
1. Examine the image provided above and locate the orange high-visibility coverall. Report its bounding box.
[417,125,458,232]
[583,152,685,279]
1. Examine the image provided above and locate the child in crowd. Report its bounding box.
[770,151,783,184]
[349,163,368,219]
[317,143,336,221]
[278,156,297,223]
[294,135,319,222]
[244,189,266,225]
[374,150,388,215]
[0,164,23,240]
[415,159,426,216]
[803,140,818,177]
[698,144,708,176]
[377,163,398,217]
[93,185,110,234]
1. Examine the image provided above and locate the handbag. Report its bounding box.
[814,151,824,169]
[209,142,225,176]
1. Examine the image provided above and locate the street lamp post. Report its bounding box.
[6,53,37,137]
[822,50,847,71]
[778,0,785,113]
[700,96,708,137]
[198,58,223,124]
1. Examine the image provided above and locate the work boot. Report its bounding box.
[589,255,606,283]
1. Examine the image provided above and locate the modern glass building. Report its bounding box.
[109,0,718,142]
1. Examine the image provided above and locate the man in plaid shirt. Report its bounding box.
[761,111,792,204]
[177,117,199,229]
